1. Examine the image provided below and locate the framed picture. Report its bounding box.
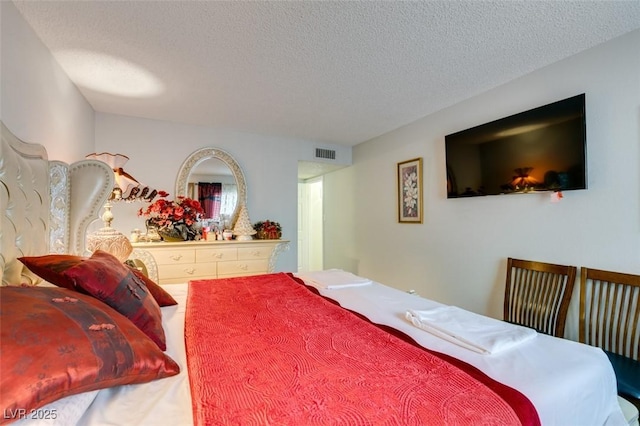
[397,158,423,223]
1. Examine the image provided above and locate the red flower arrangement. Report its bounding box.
[138,194,204,240]
[253,220,282,240]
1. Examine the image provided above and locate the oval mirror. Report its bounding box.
[175,148,247,229]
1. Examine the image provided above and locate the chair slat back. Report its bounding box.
[579,267,640,360]
[504,258,577,337]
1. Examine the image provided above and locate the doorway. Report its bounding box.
[298,177,323,272]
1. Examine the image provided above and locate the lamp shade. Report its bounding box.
[86,152,161,202]
[510,167,540,191]
[86,152,140,199]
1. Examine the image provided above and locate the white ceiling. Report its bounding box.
[13,1,640,147]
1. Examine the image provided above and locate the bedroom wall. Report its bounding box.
[0,1,94,162]
[93,113,350,274]
[1,2,352,275]
[324,29,640,336]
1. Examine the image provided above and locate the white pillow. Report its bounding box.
[13,391,99,426]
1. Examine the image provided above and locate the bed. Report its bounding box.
[0,121,628,425]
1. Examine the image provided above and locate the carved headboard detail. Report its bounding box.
[0,121,113,286]
[49,160,113,256]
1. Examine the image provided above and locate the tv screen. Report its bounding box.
[445,94,587,198]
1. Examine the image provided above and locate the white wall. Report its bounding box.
[324,30,640,333]
[0,1,94,162]
[94,112,328,273]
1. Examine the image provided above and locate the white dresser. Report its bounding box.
[131,240,289,284]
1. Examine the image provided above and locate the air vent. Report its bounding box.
[315,148,336,160]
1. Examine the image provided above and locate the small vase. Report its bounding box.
[145,221,162,242]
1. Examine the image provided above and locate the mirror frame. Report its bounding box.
[175,147,247,229]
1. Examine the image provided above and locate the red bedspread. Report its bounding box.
[185,273,540,425]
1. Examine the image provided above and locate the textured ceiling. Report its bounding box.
[13,1,640,147]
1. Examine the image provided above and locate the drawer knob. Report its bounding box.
[251,250,261,257]
[214,253,223,259]
[170,254,183,261]
[185,268,195,275]
[239,264,248,270]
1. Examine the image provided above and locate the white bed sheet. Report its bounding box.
[76,285,193,426]
[22,277,626,426]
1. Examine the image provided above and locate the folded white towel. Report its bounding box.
[405,306,537,355]
[296,269,372,290]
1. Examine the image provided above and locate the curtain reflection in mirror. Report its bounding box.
[188,182,238,223]
[199,182,221,219]
[220,183,238,219]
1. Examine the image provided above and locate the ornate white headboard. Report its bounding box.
[49,160,113,255]
[0,121,113,286]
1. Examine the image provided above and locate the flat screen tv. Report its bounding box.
[445,94,587,198]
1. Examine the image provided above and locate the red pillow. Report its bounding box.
[0,286,180,419]
[18,254,83,290]
[130,267,178,307]
[18,254,177,306]
[61,250,167,350]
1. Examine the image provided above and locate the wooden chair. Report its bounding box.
[504,258,577,337]
[579,267,640,402]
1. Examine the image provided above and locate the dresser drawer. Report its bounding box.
[195,248,237,263]
[238,246,273,260]
[217,259,269,277]
[151,248,195,265]
[158,262,217,280]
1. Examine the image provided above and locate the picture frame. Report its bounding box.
[397,158,423,223]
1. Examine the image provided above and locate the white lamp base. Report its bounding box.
[86,226,133,262]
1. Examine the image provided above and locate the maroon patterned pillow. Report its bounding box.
[19,254,177,307]
[130,267,178,307]
[61,250,167,350]
[0,286,180,419]
[18,254,84,290]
